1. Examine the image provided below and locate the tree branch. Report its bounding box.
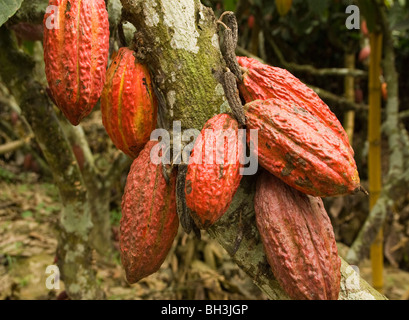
[266,37,368,78]
[0,136,33,155]
[308,85,368,112]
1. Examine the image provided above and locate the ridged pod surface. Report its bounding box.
[245,98,360,197]
[237,56,354,156]
[101,47,158,158]
[185,114,244,229]
[255,171,341,300]
[43,0,109,125]
[120,141,178,283]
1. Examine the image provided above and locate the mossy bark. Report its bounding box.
[121,0,229,131]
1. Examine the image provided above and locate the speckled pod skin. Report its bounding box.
[120,141,178,283]
[237,56,354,156]
[255,172,341,300]
[185,114,243,229]
[43,0,109,125]
[245,98,360,197]
[101,47,158,158]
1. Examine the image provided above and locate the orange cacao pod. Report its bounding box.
[120,141,179,283]
[43,0,109,125]
[185,114,244,229]
[255,171,341,300]
[245,98,360,197]
[101,47,158,158]
[237,56,354,156]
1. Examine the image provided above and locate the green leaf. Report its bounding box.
[0,0,24,27]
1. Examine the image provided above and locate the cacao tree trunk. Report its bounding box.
[120,0,386,300]
[58,119,115,257]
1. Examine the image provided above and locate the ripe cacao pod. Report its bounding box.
[255,171,341,300]
[237,56,354,156]
[245,98,360,197]
[43,0,110,125]
[120,141,179,283]
[185,114,244,229]
[101,47,158,158]
[275,0,293,17]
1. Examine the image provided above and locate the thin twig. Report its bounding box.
[267,36,367,78]
[0,139,25,155]
[308,85,368,112]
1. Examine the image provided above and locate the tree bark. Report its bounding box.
[120,0,386,300]
[21,83,103,299]
[0,26,103,299]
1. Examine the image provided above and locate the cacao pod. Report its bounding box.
[120,141,179,283]
[43,0,110,125]
[275,0,293,17]
[237,56,354,156]
[101,47,158,158]
[255,171,341,300]
[185,114,244,229]
[245,98,360,197]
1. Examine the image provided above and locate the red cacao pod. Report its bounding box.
[43,0,110,125]
[237,56,354,156]
[120,141,179,283]
[245,98,360,197]
[185,114,244,229]
[101,47,158,158]
[255,171,341,300]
